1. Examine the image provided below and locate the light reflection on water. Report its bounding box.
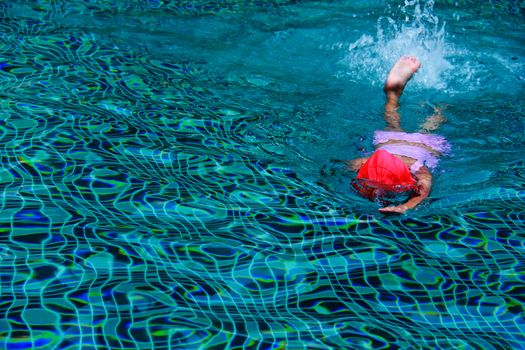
[0,0,524,349]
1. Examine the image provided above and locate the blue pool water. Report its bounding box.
[0,0,524,349]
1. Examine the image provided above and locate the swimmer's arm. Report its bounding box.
[379,167,432,214]
[345,157,369,172]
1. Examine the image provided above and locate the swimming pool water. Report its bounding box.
[0,0,524,349]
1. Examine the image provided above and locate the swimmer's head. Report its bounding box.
[353,149,417,200]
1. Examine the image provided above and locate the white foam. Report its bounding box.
[341,0,454,90]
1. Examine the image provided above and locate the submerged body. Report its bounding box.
[349,56,449,214]
[374,130,450,172]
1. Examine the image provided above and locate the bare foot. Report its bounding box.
[419,107,447,132]
[384,56,421,96]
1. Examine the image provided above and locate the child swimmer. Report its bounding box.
[348,56,450,214]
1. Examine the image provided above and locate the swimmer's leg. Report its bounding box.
[419,106,447,133]
[383,56,421,131]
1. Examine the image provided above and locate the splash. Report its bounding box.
[342,0,452,90]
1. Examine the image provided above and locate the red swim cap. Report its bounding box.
[354,149,417,199]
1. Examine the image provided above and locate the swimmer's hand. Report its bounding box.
[379,167,433,215]
[379,205,409,214]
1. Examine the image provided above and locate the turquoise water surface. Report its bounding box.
[0,0,524,349]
